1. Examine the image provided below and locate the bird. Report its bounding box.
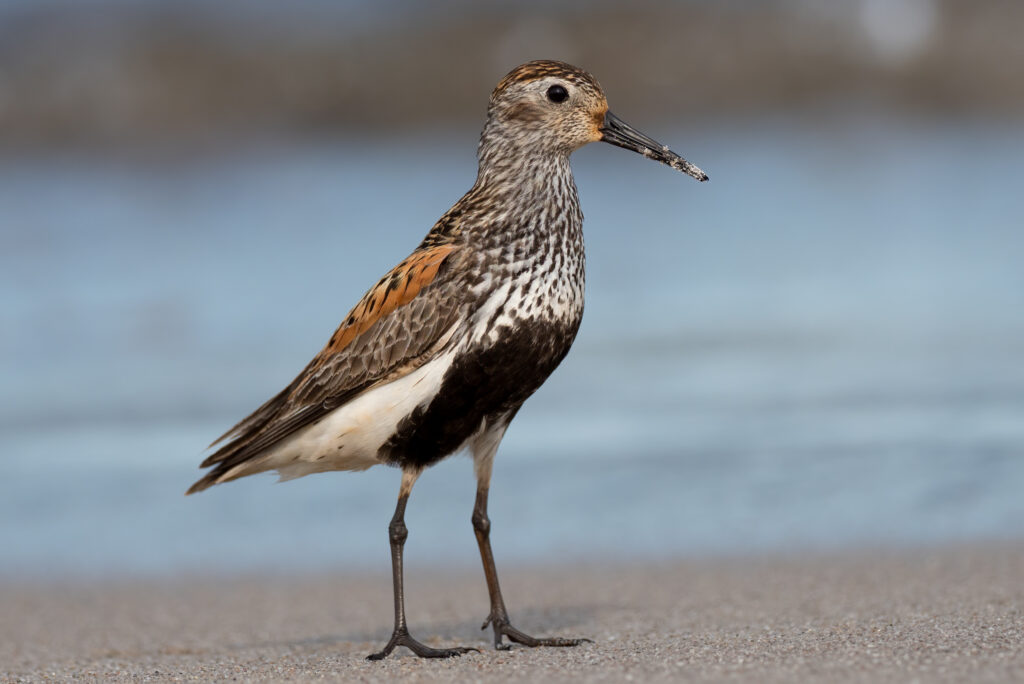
[188,59,707,660]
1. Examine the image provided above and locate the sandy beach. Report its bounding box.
[2,544,1022,683]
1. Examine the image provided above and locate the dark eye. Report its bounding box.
[546,85,569,103]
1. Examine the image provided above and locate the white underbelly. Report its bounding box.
[219,347,458,483]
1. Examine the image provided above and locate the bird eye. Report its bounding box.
[546,85,569,103]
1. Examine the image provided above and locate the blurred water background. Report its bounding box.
[1,0,1023,578]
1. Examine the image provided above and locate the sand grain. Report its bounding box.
[2,545,1022,682]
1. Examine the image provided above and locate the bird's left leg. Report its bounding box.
[471,428,591,651]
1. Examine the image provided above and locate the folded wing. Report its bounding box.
[187,242,461,494]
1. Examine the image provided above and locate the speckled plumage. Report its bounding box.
[188,60,707,660]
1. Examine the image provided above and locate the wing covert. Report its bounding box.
[191,242,463,488]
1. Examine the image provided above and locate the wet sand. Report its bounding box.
[2,544,1022,682]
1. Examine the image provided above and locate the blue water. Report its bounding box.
[2,114,1023,577]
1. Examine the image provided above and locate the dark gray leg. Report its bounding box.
[472,485,591,650]
[367,470,478,660]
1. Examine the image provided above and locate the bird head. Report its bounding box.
[486,60,708,182]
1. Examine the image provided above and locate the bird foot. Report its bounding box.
[481,613,592,650]
[366,627,478,660]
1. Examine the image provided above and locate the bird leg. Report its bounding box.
[367,470,478,660]
[472,486,591,650]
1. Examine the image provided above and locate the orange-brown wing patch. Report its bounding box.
[324,244,456,355]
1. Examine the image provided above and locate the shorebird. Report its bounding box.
[188,60,707,660]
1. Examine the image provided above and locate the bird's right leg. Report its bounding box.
[367,468,477,660]
[471,433,591,651]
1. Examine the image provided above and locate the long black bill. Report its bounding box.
[600,111,708,182]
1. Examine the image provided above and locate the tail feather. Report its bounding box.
[188,421,279,494]
[186,456,262,495]
[206,381,297,451]
[193,372,310,484]
[185,474,217,496]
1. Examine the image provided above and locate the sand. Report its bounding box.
[2,544,1022,683]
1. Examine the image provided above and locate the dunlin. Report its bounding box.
[189,60,707,660]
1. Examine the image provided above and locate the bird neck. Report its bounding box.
[463,137,582,252]
[473,125,578,207]
[421,123,584,254]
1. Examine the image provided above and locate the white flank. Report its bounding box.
[216,347,458,484]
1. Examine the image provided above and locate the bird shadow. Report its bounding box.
[234,604,603,656]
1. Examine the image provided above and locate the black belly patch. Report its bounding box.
[378,318,581,468]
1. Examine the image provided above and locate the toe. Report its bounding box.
[432,646,478,658]
[500,624,592,648]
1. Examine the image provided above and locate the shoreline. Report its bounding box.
[3,543,1023,682]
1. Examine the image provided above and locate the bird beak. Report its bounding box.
[599,111,708,182]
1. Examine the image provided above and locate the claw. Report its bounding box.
[482,615,591,651]
[367,628,478,660]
